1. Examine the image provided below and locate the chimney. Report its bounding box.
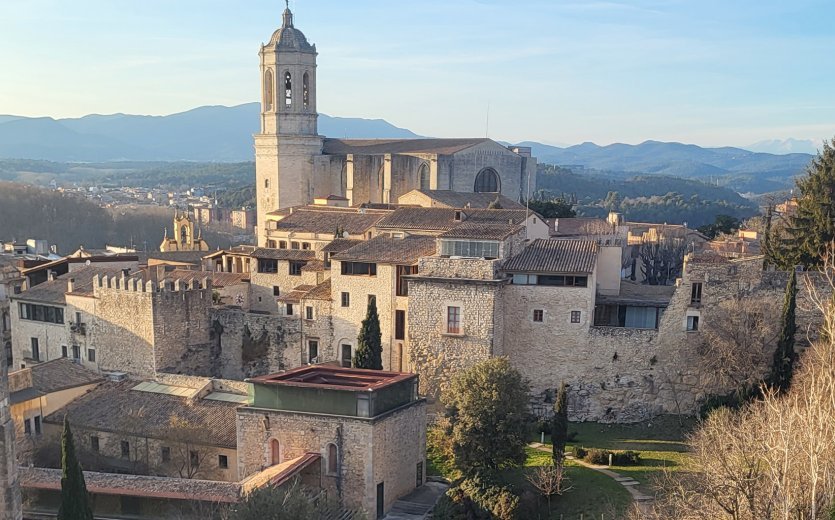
[47,270,55,282]
[67,278,75,293]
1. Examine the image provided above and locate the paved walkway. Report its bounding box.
[382,481,450,520]
[528,443,654,511]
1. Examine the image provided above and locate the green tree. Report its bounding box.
[354,297,382,370]
[773,137,835,269]
[443,358,529,476]
[551,382,568,465]
[232,478,339,520]
[528,197,576,218]
[697,214,740,239]
[768,270,798,392]
[58,418,94,520]
[603,190,621,211]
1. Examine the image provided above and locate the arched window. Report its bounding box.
[474,168,500,193]
[180,225,189,246]
[284,72,292,107]
[264,69,274,111]
[327,443,338,475]
[264,178,270,189]
[303,72,310,109]
[270,439,281,465]
[418,163,430,191]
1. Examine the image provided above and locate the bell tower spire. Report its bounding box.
[254,3,324,246]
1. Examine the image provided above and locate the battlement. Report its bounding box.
[93,273,212,296]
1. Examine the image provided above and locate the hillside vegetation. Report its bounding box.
[0,182,239,253]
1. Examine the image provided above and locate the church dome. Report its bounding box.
[267,6,316,53]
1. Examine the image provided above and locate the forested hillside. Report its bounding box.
[0,182,240,253]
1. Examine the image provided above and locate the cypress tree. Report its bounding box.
[769,270,798,392]
[354,298,383,370]
[551,382,568,465]
[58,418,93,520]
[774,137,835,269]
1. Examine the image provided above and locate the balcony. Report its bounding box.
[69,321,87,336]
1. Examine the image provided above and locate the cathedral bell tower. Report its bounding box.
[255,2,324,246]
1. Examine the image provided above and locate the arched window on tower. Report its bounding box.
[284,72,292,107]
[303,72,310,109]
[270,439,281,466]
[180,225,189,246]
[474,168,500,193]
[264,69,274,111]
[418,163,430,191]
[327,443,338,475]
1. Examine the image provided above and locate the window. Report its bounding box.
[34,416,41,435]
[13,285,21,295]
[341,344,352,367]
[219,454,229,469]
[271,439,281,465]
[19,303,64,324]
[537,275,588,287]
[327,443,338,475]
[341,292,350,307]
[190,451,200,468]
[571,311,581,324]
[396,265,418,296]
[512,274,537,285]
[30,338,39,361]
[446,306,461,334]
[75,312,82,324]
[291,241,300,250]
[308,339,319,363]
[90,436,99,452]
[690,282,703,305]
[257,258,278,273]
[265,179,270,189]
[266,239,276,248]
[305,306,314,320]
[88,348,96,363]
[121,441,130,458]
[416,461,424,487]
[341,262,377,276]
[302,72,310,108]
[289,261,305,276]
[418,163,430,191]
[284,71,292,107]
[72,345,80,360]
[687,315,700,331]
[264,69,274,111]
[61,345,68,358]
[161,447,171,462]
[474,167,500,193]
[533,309,544,322]
[395,310,406,340]
[24,419,31,435]
[286,303,294,316]
[277,240,287,249]
[302,242,311,250]
[440,240,500,259]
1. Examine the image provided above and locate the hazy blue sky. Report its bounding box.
[1,0,833,147]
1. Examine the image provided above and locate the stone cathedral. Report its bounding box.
[255,5,538,245]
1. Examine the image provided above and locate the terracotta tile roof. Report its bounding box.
[240,453,321,494]
[136,251,208,265]
[13,266,141,304]
[440,222,523,240]
[549,217,612,237]
[21,467,241,503]
[44,380,239,448]
[333,235,437,264]
[304,279,332,301]
[251,248,316,261]
[276,284,315,303]
[271,207,389,235]
[31,358,104,394]
[300,259,325,272]
[321,239,365,253]
[322,138,491,156]
[596,280,675,307]
[375,208,460,232]
[403,190,525,209]
[502,239,599,274]
[167,269,247,287]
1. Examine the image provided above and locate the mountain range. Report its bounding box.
[0,103,815,193]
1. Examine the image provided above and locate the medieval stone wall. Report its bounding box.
[211,308,298,379]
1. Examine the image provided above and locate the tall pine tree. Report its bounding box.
[551,383,568,465]
[354,297,382,370]
[769,270,797,393]
[58,418,93,520]
[773,137,835,269]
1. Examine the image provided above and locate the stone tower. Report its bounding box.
[255,3,324,246]
[0,342,22,519]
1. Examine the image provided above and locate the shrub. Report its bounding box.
[433,477,520,520]
[566,430,578,442]
[573,447,641,466]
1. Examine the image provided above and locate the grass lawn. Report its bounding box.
[535,415,697,495]
[502,447,633,519]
